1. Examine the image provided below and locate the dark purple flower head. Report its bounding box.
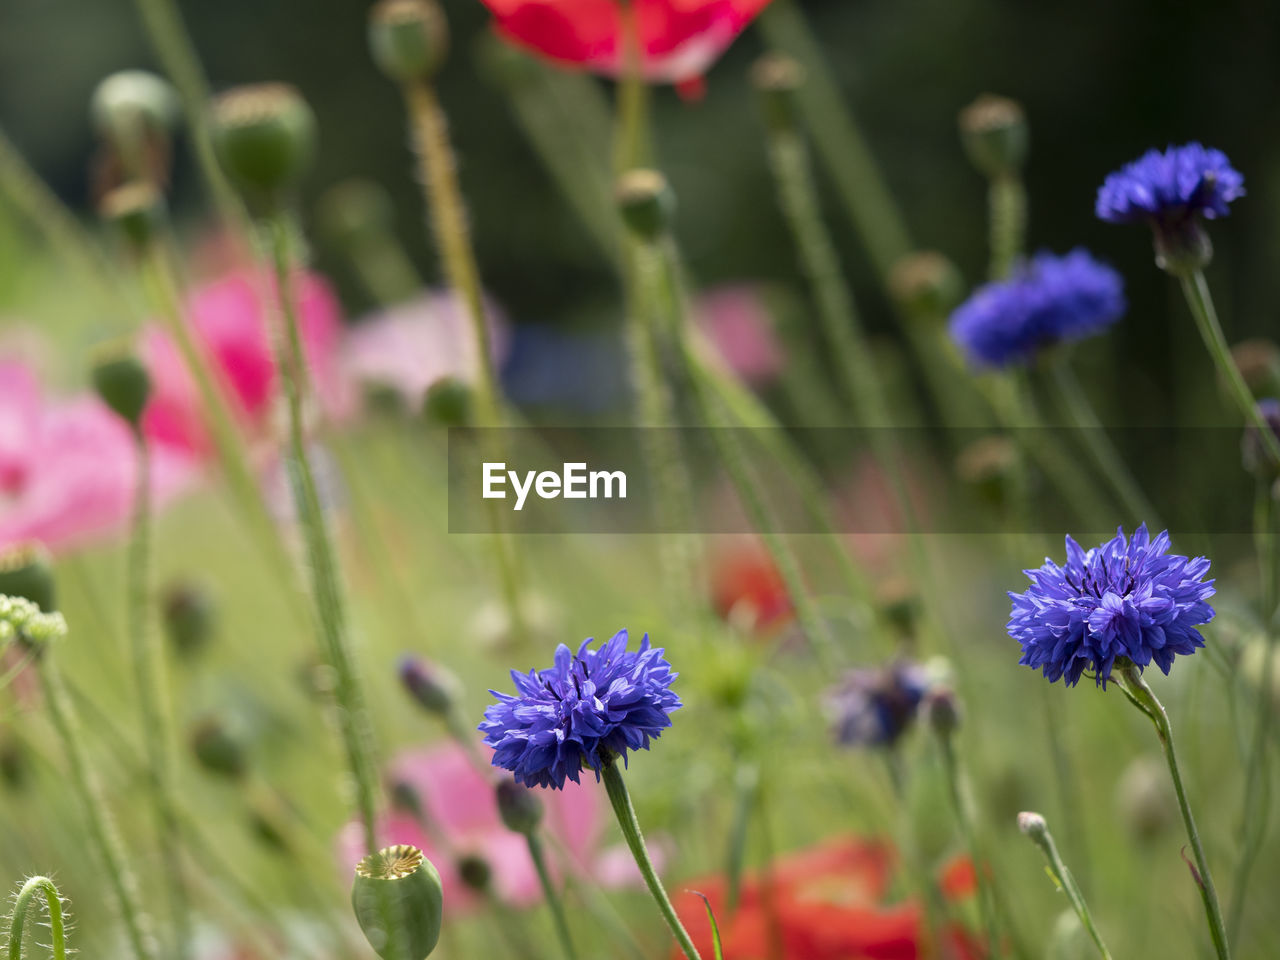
[1096,143,1244,227]
[479,630,681,790]
[949,249,1125,368]
[826,660,930,748]
[1008,525,1215,688]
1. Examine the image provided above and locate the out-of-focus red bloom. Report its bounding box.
[711,538,793,631]
[673,837,985,960]
[141,269,348,458]
[478,0,774,84]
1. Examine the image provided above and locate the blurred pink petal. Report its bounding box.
[342,291,509,411]
[592,835,672,889]
[141,268,348,457]
[0,362,40,494]
[695,286,785,386]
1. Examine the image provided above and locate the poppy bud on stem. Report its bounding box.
[959,94,1028,280]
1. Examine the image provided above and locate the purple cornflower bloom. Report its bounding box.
[948,249,1125,368]
[826,661,930,747]
[479,630,681,790]
[1008,525,1215,687]
[1096,143,1244,227]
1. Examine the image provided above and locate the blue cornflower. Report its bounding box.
[479,630,681,789]
[1096,142,1244,227]
[948,249,1125,368]
[1008,525,1215,687]
[826,660,930,747]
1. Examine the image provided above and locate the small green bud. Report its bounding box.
[959,94,1028,178]
[1017,810,1048,839]
[422,377,473,428]
[190,716,248,779]
[495,777,543,835]
[211,84,317,203]
[456,854,491,893]
[0,543,56,613]
[751,53,804,132]
[888,251,964,319]
[369,0,449,82]
[397,655,459,716]
[352,845,444,960]
[615,169,674,241]
[99,182,165,252]
[316,179,396,252]
[925,687,962,737]
[162,579,217,658]
[90,341,152,429]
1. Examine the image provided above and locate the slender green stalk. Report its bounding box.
[1045,351,1161,528]
[1178,269,1280,465]
[125,432,191,959]
[935,729,1001,954]
[600,758,702,960]
[7,876,69,960]
[756,0,912,280]
[1227,480,1279,941]
[525,831,579,960]
[1116,662,1231,960]
[613,0,651,176]
[265,214,381,855]
[1017,813,1113,960]
[988,174,1027,280]
[37,658,156,960]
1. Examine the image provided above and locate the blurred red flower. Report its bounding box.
[478,0,774,84]
[673,837,985,960]
[710,538,793,632]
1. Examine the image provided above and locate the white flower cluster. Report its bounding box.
[0,594,67,647]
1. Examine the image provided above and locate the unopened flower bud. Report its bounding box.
[1231,339,1280,396]
[889,251,964,319]
[615,169,674,241]
[90,342,151,429]
[316,179,396,252]
[162,579,217,658]
[495,777,543,835]
[1017,810,1047,839]
[422,377,473,428]
[0,544,56,613]
[190,716,248,779]
[959,94,1028,178]
[1153,219,1213,274]
[956,435,1019,509]
[751,54,804,132]
[211,84,316,203]
[925,687,962,737]
[398,655,459,716]
[456,853,492,893]
[877,577,921,639]
[1242,399,1280,477]
[390,777,427,818]
[369,0,449,82]
[352,844,444,960]
[99,182,165,252]
[90,70,179,168]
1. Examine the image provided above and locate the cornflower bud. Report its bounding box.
[398,655,460,717]
[162,579,217,658]
[888,251,964,319]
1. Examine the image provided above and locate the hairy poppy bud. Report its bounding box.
[211,84,316,203]
[0,544,56,614]
[353,845,444,960]
[751,54,804,132]
[90,342,151,430]
[959,94,1028,178]
[369,0,448,82]
[495,777,543,835]
[91,70,179,139]
[456,853,491,893]
[616,169,674,241]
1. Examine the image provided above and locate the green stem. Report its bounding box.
[988,174,1026,280]
[1179,268,1280,465]
[8,876,68,960]
[612,0,651,176]
[526,831,579,960]
[756,0,912,280]
[265,214,381,856]
[600,759,702,960]
[1019,816,1113,960]
[936,731,1000,955]
[1045,351,1162,528]
[1117,662,1231,960]
[126,432,191,959]
[37,658,156,960]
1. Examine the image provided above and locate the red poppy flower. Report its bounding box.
[673,837,986,960]
[477,0,775,84]
[711,539,793,631]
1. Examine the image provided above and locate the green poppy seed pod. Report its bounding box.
[99,182,165,253]
[162,579,217,658]
[190,717,248,779]
[495,777,543,835]
[615,169,674,241]
[91,70,179,146]
[1016,810,1048,839]
[751,53,804,132]
[0,543,56,613]
[959,94,1028,178]
[316,179,396,252]
[211,84,316,203]
[90,342,152,429]
[369,0,449,82]
[422,377,473,428]
[888,251,965,320]
[352,845,444,960]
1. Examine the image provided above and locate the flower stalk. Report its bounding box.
[7,876,69,960]
[525,830,579,960]
[1016,812,1113,960]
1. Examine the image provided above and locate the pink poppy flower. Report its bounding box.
[141,269,348,458]
[341,291,509,412]
[694,286,785,387]
[336,741,655,913]
[0,361,195,553]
